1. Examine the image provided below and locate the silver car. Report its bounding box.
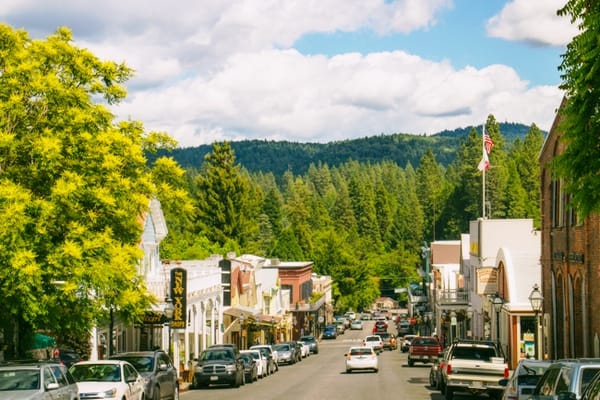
[0,361,79,400]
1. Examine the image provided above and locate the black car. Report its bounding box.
[192,345,245,388]
[53,348,82,368]
[239,352,258,383]
[110,349,179,400]
[299,335,319,354]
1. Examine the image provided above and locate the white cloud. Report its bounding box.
[112,48,563,147]
[486,0,579,46]
[1,1,566,148]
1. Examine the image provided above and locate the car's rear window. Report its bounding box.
[413,338,439,346]
[350,348,372,356]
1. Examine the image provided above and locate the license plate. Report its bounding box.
[471,381,483,388]
[210,376,218,381]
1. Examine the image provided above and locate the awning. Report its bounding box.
[32,333,56,349]
[223,305,258,319]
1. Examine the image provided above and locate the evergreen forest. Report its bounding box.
[157,115,545,314]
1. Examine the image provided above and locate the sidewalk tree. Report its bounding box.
[0,25,177,357]
[556,1,600,217]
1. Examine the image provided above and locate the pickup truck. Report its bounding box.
[441,340,509,400]
[407,336,442,367]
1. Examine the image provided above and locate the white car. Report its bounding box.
[241,350,268,378]
[345,346,378,373]
[351,320,363,330]
[297,341,310,358]
[69,360,145,400]
[363,335,383,354]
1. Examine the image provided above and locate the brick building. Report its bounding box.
[540,100,600,359]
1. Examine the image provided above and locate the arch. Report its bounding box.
[555,270,566,358]
[572,273,585,356]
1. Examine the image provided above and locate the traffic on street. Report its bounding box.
[180,318,488,400]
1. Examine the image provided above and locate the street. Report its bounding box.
[180,321,493,400]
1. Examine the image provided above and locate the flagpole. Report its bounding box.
[482,125,486,219]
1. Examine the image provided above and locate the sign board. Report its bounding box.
[394,288,407,293]
[170,268,187,329]
[476,267,498,295]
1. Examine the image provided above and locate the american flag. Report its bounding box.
[484,133,494,154]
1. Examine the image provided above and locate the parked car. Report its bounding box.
[361,313,371,321]
[363,335,384,354]
[335,321,346,335]
[344,312,356,321]
[110,349,179,400]
[498,358,552,400]
[52,349,82,368]
[192,345,245,388]
[299,335,319,354]
[580,364,600,399]
[323,325,338,339]
[297,341,310,358]
[379,332,397,351]
[272,343,296,365]
[351,320,363,330]
[527,359,600,400]
[70,360,145,400]
[429,348,449,390]
[249,345,278,373]
[240,350,266,378]
[288,341,303,362]
[238,352,258,383]
[401,334,417,352]
[345,346,378,373]
[0,361,79,400]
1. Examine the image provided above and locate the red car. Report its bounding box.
[373,320,388,334]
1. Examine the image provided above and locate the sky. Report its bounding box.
[0,0,578,148]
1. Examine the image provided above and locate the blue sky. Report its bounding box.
[0,0,576,147]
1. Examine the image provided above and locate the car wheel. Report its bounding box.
[445,386,454,400]
[374,368,378,373]
[152,387,160,400]
[408,359,414,367]
[346,368,351,373]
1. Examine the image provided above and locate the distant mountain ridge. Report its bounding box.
[149,122,536,175]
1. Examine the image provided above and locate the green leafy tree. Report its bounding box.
[194,142,261,247]
[555,1,600,217]
[0,25,175,356]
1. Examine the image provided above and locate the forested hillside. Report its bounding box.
[147,122,536,175]
[156,117,545,310]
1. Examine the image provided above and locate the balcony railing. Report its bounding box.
[436,289,469,306]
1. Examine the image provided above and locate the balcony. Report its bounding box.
[436,289,469,306]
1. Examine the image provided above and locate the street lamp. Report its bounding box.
[270,317,275,344]
[492,293,504,349]
[239,313,246,349]
[164,298,174,358]
[466,305,474,339]
[528,284,543,359]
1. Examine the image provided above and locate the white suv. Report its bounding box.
[363,335,383,354]
[0,361,79,400]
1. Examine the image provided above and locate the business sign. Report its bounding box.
[170,268,187,329]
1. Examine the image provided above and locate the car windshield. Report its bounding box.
[0,370,39,391]
[366,337,380,342]
[413,338,438,345]
[70,364,121,382]
[273,344,290,352]
[116,356,154,373]
[201,350,234,361]
[300,336,315,342]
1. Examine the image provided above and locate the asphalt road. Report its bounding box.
[180,320,493,400]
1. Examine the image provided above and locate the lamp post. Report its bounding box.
[492,293,504,350]
[466,305,474,339]
[239,313,246,349]
[450,311,457,344]
[270,317,275,344]
[164,298,174,358]
[529,284,543,359]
